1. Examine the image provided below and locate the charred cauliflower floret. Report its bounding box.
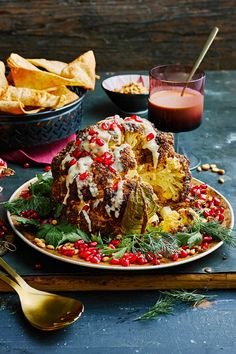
[51,115,191,237]
[159,206,198,233]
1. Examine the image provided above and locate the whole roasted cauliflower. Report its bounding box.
[51,115,191,236]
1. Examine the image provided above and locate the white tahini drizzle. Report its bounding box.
[105,180,124,218]
[141,119,159,169]
[112,144,129,172]
[82,210,92,232]
[63,156,94,204]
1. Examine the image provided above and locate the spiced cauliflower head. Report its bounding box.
[51,115,191,236]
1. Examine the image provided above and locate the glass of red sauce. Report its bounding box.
[148,64,205,169]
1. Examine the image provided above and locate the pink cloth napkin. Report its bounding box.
[0,134,76,165]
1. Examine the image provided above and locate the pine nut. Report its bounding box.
[37,241,46,248]
[218,178,224,184]
[212,167,220,173]
[197,166,202,172]
[218,169,225,175]
[46,244,55,250]
[210,164,217,169]
[201,164,210,171]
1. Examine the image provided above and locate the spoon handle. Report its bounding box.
[181,27,219,96]
[0,272,23,294]
[0,257,34,292]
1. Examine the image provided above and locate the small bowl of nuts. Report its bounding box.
[102,74,149,114]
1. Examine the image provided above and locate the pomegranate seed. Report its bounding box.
[23,163,30,168]
[200,184,207,190]
[20,190,31,199]
[209,208,217,216]
[213,197,221,206]
[203,235,213,243]
[89,241,98,247]
[104,158,113,166]
[218,206,225,214]
[94,157,103,163]
[128,254,138,264]
[87,248,98,255]
[194,201,202,209]
[61,247,75,257]
[75,138,82,146]
[81,151,90,157]
[146,252,155,262]
[179,250,188,258]
[110,258,120,265]
[102,152,113,160]
[151,257,161,265]
[82,205,90,212]
[108,165,116,173]
[182,245,189,250]
[199,194,207,200]
[79,242,89,250]
[44,165,51,172]
[130,115,143,122]
[96,138,105,146]
[110,239,120,246]
[79,250,87,258]
[101,122,110,130]
[218,214,225,223]
[113,181,118,191]
[191,186,200,195]
[90,256,101,264]
[119,257,130,267]
[73,149,82,159]
[80,172,89,180]
[203,210,210,218]
[85,254,94,262]
[136,256,148,265]
[68,159,77,167]
[201,242,209,250]
[34,263,43,270]
[74,240,85,248]
[0,159,7,167]
[90,136,97,143]
[89,128,98,135]
[146,133,155,141]
[109,122,116,130]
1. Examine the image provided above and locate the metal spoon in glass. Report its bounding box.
[0,257,84,331]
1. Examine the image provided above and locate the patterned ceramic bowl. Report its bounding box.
[0,87,86,151]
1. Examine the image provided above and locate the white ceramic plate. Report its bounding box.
[7,177,234,271]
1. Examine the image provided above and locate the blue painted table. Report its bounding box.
[0,71,236,353]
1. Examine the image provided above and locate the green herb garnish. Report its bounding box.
[135,290,216,320]
[15,217,90,248]
[135,296,174,320]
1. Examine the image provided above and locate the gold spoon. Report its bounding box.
[181,26,219,96]
[0,259,84,331]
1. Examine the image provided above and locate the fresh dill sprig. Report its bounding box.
[197,220,236,247]
[161,289,216,307]
[98,231,179,259]
[135,296,174,321]
[135,290,216,321]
